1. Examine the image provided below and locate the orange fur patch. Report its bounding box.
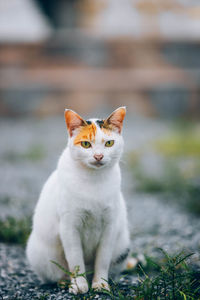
[74,123,97,145]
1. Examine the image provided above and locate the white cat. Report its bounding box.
[26,107,130,295]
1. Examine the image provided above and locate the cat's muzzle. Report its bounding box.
[90,161,105,168]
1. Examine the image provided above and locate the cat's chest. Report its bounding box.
[78,198,111,228]
[61,165,120,199]
[80,209,104,231]
[79,209,107,262]
[68,179,113,200]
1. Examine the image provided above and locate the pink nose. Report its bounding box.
[94,154,104,161]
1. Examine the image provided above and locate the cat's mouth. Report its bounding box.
[90,161,105,168]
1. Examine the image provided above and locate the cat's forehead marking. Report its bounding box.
[73,117,115,146]
[96,119,104,128]
[73,122,97,145]
[95,119,112,136]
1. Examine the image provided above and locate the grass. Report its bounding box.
[0,216,31,246]
[3,144,45,162]
[0,216,199,299]
[131,250,200,300]
[52,249,200,300]
[38,294,50,300]
[154,131,200,158]
[129,155,200,214]
[128,124,200,215]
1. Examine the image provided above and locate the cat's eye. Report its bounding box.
[105,140,114,147]
[81,141,92,149]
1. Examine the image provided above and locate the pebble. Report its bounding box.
[0,118,200,298]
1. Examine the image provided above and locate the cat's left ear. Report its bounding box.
[104,106,126,133]
[64,109,87,137]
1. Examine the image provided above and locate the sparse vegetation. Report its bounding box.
[130,249,200,300]
[3,144,45,162]
[1,121,199,299]
[38,293,50,300]
[128,124,200,215]
[52,249,200,300]
[154,129,200,158]
[0,216,31,245]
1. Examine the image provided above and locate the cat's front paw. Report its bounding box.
[69,277,89,295]
[92,280,110,292]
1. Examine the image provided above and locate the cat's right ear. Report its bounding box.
[64,109,86,137]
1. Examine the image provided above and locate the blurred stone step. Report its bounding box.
[0,38,200,117]
[0,68,199,92]
[1,39,200,68]
[0,67,199,117]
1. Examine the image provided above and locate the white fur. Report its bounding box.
[26,118,130,294]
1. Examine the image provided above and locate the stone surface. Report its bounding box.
[0,115,199,299]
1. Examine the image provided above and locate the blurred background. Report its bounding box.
[1,0,200,118]
[0,0,200,260]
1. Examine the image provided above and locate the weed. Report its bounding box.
[154,130,200,158]
[52,249,200,300]
[3,144,45,162]
[0,196,11,204]
[0,216,31,245]
[128,126,200,215]
[130,249,200,300]
[130,158,200,215]
[38,293,49,300]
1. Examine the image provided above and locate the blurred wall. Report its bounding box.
[0,0,200,118]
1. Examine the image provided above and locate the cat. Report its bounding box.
[26,107,130,295]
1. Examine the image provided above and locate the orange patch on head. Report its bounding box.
[74,123,97,146]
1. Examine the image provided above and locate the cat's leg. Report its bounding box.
[59,215,89,295]
[26,233,68,283]
[91,224,115,291]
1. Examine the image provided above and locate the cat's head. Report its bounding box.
[64,107,126,170]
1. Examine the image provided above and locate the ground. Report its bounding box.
[0,115,200,299]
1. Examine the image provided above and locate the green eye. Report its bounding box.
[81,141,91,149]
[105,140,114,147]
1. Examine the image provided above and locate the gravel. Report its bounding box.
[0,116,200,299]
[0,243,79,299]
[0,243,135,299]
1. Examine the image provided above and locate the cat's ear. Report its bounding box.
[64,109,87,137]
[104,106,126,133]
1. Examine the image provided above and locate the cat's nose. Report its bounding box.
[94,154,104,161]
